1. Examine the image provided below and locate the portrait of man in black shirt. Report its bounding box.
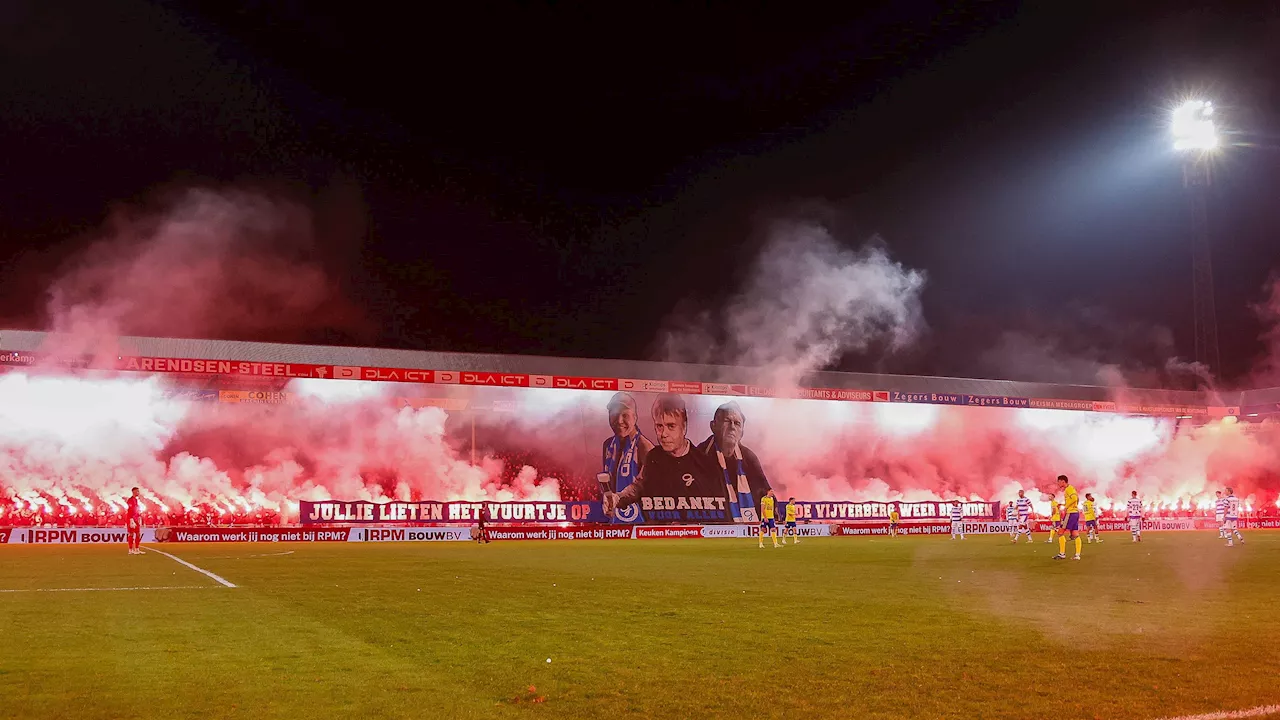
[609,393,728,522]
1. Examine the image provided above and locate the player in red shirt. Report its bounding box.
[126,487,143,555]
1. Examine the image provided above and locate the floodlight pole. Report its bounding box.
[1182,157,1220,377]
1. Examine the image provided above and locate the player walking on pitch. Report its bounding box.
[949,500,964,540]
[1126,491,1143,542]
[781,497,799,544]
[1046,502,1061,544]
[1053,475,1082,561]
[1084,493,1102,543]
[1214,490,1227,539]
[1006,501,1018,542]
[1015,490,1033,543]
[888,505,901,537]
[759,490,780,548]
[126,487,143,555]
[1224,487,1244,547]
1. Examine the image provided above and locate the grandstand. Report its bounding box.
[2,328,1278,532]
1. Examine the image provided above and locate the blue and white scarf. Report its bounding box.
[715,438,758,524]
[604,433,645,523]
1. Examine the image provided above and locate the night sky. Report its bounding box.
[4,1,1280,385]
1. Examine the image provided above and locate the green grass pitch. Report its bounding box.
[2,532,1279,719]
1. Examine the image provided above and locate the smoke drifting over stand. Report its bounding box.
[658,219,927,388]
[43,186,366,353]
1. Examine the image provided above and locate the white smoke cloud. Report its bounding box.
[658,218,927,387]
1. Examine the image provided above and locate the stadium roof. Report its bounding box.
[1,328,1274,414]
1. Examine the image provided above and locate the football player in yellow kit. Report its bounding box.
[1083,493,1102,544]
[758,490,779,548]
[1055,475,1082,560]
[781,497,799,545]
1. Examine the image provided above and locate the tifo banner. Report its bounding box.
[798,501,998,521]
[300,500,605,525]
[300,499,1000,526]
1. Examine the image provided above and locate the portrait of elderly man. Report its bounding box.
[696,400,772,523]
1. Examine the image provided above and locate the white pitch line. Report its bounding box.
[142,546,237,588]
[203,550,296,560]
[0,586,216,594]
[1153,705,1280,720]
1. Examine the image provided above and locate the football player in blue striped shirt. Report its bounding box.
[1015,490,1034,543]
[1214,491,1227,539]
[949,500,965,540]
[1126,491,1143,542]
[1224,488,1244,547]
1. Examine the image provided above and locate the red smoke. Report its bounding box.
[40,185,366,363]
[746,400,1280,513]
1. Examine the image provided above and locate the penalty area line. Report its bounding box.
[142,546,237,588]
[0,586,218,594]
[1154,705,1280,720]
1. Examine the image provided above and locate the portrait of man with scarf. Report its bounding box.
[695,400,772,524]
[597,392,654,523]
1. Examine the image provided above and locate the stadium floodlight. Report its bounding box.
[1172,100,1218,151]
[1171,97,1222,377]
